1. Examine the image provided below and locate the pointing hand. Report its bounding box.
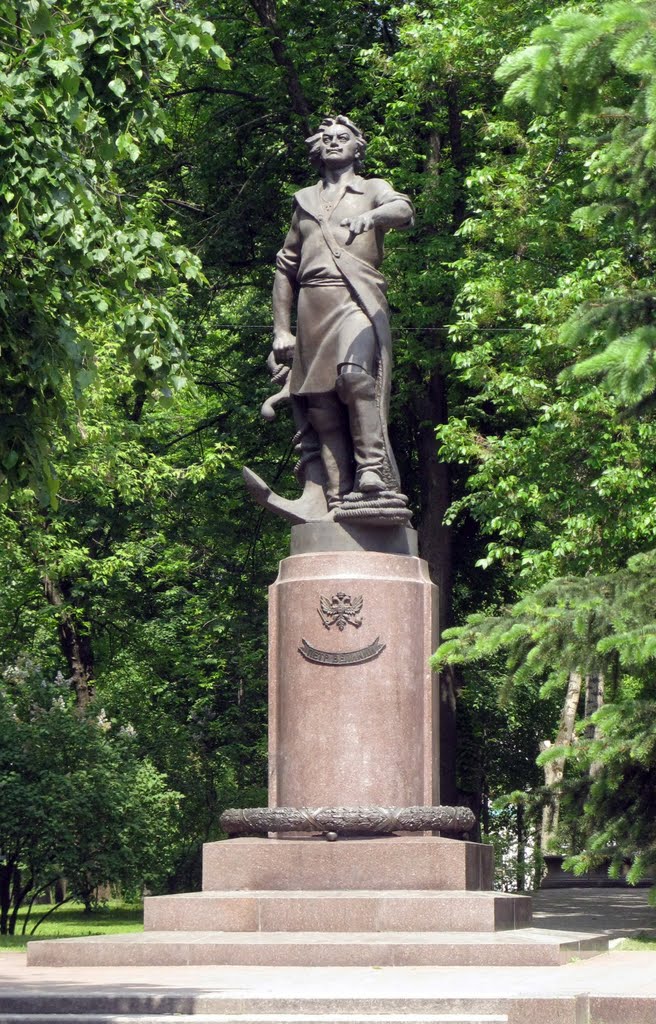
[340,213,376,241]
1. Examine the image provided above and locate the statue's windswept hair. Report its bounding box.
[305,115,367,173]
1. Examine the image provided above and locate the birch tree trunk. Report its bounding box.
[584,672,605,776]
[539,670,582,852]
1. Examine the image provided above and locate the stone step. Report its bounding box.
[0,1015,509,1024]
[26,928,607,968]
[144,890,531,934]
[6,996,652,1024]
[0,990,579,1024]
[202,838,493,893]
[0,986,624,1024]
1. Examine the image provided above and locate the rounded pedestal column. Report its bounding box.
[268,550,439,809]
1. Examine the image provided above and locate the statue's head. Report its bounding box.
[306,115,367,174]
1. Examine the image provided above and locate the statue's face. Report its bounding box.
[319,124,360,169]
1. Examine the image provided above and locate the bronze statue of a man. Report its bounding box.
[244,115,414,526]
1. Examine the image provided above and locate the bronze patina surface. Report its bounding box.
[243,115,414,529]
[220,805,476,837]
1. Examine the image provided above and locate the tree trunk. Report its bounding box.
[584,672,605,776]
[0,862,27,935]
[516,802,525,891]
[411,360,456,803]
[445,79,467,229]
[43,576,94,709]
[0,864,10,935]
[480,784,489,837]
[540,670,582,852]
[248,0,312,133]
[411,87,468,805]
[8,869,30,937]
[584,672,605,736]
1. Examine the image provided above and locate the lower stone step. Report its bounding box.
[144,890,531,934]
[26,928,607,968]
[4,987,636,1024]
[0,1015,509,1024]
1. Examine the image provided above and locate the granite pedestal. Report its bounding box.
[27,526,606,970]
[28,832,603,967]
[269,546,439,809]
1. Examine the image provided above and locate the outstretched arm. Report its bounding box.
[341,197,413,238]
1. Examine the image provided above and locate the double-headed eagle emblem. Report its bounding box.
[300,591,383,664]
[318,592,363,632]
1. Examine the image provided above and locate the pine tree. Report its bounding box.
[498,2,656,408]
[435,545,656,878]
[436,2,656,882]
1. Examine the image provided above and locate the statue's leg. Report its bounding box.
[306,394,354,509]
[335,365,389,493]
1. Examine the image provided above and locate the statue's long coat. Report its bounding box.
[275,175,413,488]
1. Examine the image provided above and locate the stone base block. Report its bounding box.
[144,889,532,933]
[590,996,656,1024]
[26,928,606,968]
[202,837,494,892]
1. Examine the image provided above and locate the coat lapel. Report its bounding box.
[293,183,323,220]
[294,177,367,220]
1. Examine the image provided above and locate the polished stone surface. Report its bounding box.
[268,551,439,809]
[202,837,493,893]
[290,522,418,556]
[6,950,655,1024]
[8,890,656,1024]
[26,927,605,969]
[144,890,532,934]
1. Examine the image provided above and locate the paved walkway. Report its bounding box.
[0,889,654,1021]
[531,887,656,940]
[1,948,656,998]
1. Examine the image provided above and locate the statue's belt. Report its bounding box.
[298,278,347,288]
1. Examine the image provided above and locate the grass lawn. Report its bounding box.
[617,933,656,950]
[0,900,143,952]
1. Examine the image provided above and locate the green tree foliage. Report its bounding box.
[0,0,582,879]
[435,551,656,691]
[436,0,656,879]
[0,0,227,501]
[10,0,645,889]
[435,548,656,880]
[0,658,179,934]
[496,1,656,407]
[560,694,656,885]
[0,327,270,888]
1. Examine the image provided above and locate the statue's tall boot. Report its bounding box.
[335,370,389,493]
[307,398,354,508]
